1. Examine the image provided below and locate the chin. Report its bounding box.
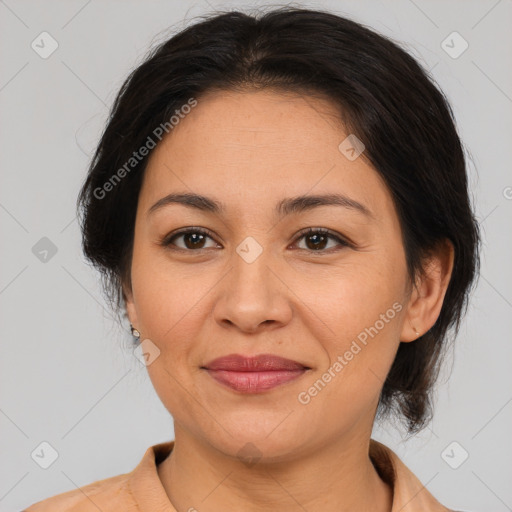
[198,417,315,464]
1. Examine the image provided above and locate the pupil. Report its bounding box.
[308,234,326,250]
[185,233,205,249]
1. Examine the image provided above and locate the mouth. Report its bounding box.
[201,353,311,393]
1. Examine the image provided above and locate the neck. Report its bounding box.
[157,426,393,512]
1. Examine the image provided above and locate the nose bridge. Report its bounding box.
[213,235,292,331]
[230,235,275,301]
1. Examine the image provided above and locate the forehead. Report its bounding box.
[140,89,394,221]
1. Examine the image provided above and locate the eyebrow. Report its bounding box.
[147,192,373,219]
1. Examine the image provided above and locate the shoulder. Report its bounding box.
[22,441,175,512]
[23,472,133,511]
[370,439,455,512]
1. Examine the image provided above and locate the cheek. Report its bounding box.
[129,243,226,401]
[298,256,405,345]
[131,262,205,415]
[130,240,211,342]
[297,256,406,407]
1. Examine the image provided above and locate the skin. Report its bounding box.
[124,89,454,512]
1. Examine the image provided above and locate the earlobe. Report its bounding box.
[400,239,455,343]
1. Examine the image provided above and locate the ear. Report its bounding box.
[400,239,454,342]
[122,280,139,329]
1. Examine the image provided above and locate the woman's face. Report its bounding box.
[125,89,416,460]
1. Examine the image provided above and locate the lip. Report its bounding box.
[202,353,310,393]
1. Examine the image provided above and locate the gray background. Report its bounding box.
[1,0,511,510]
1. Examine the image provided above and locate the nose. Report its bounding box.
[212,247,293,334]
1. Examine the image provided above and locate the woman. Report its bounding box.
[25,6,479,511]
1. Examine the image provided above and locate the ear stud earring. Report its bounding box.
[413,326,420,337]
[130,324,140,340]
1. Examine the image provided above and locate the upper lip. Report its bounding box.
[203,353,309,371]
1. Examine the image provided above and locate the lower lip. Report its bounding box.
[205,369,307,393]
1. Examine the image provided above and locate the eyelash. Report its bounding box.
[160,227,352,253]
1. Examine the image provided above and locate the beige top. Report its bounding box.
[24,439,454,511]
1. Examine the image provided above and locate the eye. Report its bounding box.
[292,228,351,252]
[160,227,351,253]
[161,227,219,251]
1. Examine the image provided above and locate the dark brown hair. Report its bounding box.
[77,7,480,433]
